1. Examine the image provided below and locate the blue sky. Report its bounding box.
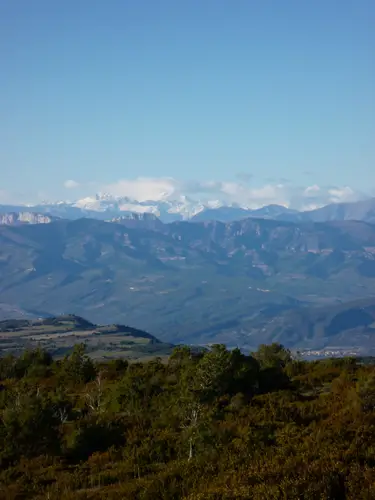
[0,1,374,206]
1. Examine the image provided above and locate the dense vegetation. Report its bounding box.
[1,344,375,498]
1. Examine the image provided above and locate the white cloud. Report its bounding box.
[303,185,321,195]
[0,176,370,211]
[99,177,368,210]
[103,177,178,202]
[293,184,364,210]
[327,186,357,203]
[64,180,80,189]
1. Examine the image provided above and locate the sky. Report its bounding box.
[0,0,374,207]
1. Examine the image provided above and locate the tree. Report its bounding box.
[85,371,105,413]
[357,372,375,413]
[66,416,124,462]
[0,389,61,464]
[253,343,292,370]
[59,344,96,384]
[195,345,259,400]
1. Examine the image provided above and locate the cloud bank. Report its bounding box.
[2,177,370,210]
[100,177,367,211]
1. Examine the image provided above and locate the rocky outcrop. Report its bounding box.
[0,212,56,225]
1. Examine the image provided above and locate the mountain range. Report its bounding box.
[1,215,375,353]
[1,194,375,224]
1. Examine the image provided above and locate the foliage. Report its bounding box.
[58,343,97,385]
[1,343,375,498]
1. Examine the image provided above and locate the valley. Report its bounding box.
[0,215,375,353]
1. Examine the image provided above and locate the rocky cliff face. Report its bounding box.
[0,212,55,225]
[108,212,166,231]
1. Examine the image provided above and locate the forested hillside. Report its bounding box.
[1,344,375,498]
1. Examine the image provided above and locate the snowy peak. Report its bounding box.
[71,193,212,220]
[1,196,375,224]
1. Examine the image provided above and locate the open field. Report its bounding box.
[0,315,174,360]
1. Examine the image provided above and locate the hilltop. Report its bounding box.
[0,314,173,361]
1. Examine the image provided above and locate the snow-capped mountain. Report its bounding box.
[0,192,328,224]
[0,193,222,222]
[69,193,226,221]
[1,193,374,224]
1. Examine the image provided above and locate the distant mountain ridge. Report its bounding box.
[191,204,300,222]
[193,199,375,223]
[1,196,375,224]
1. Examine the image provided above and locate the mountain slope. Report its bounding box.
[192,205,300,222]
[255,297,375,351]
[181,296,375,353]
[192,199,375,223]
[0,217,375,348]
[306,198,375,223]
